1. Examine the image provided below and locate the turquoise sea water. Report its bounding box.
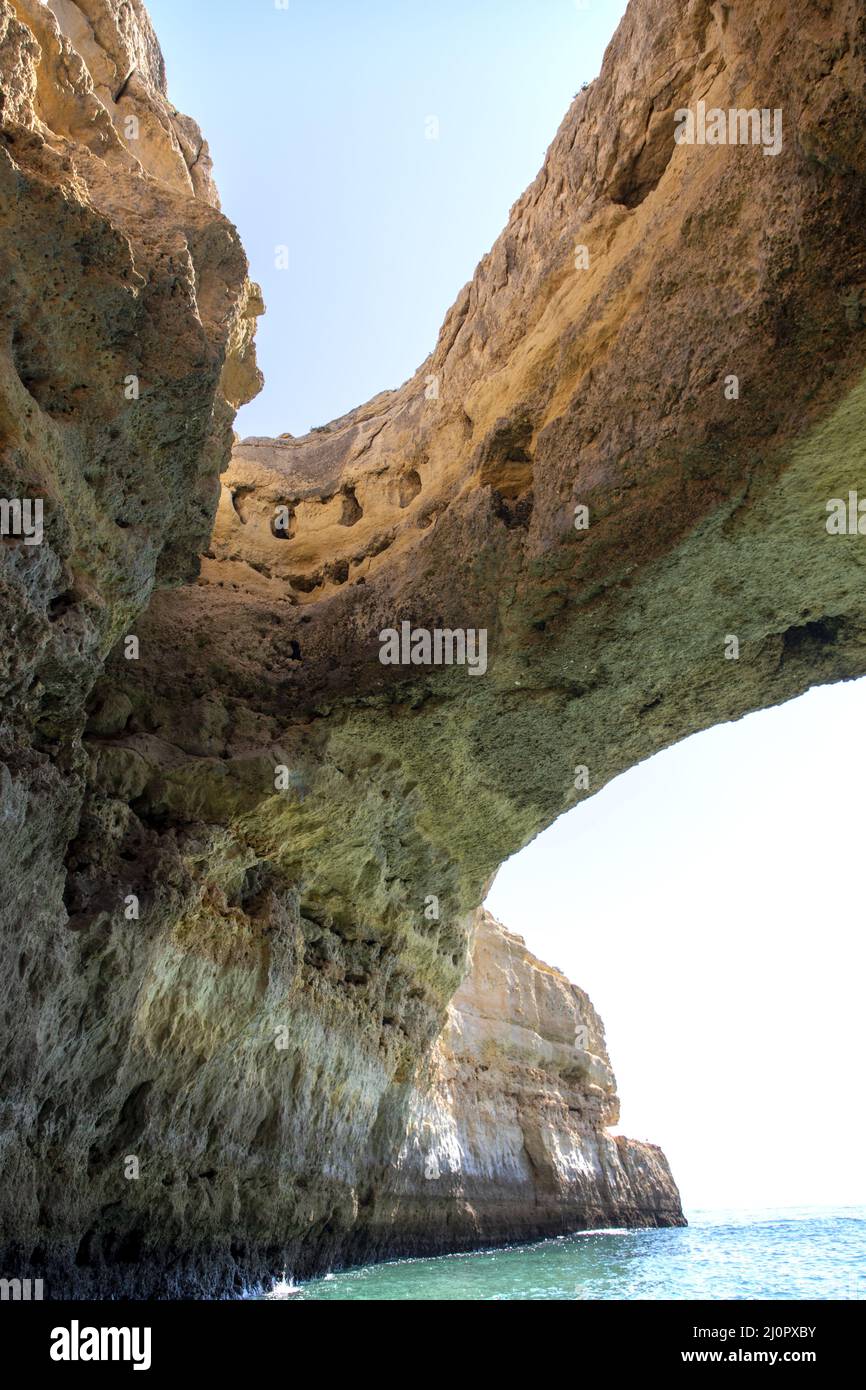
[265,1208,866,1301]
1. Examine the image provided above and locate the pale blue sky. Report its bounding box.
[146,0,864,1214]
[146,0,628,436]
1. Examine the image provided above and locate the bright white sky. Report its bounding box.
[487,677,866,1213]
[146,0,865,1214]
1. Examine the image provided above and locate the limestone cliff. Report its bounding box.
[0,0,261,910]
[0,0,263,1293]
[2,0,865,1298]
[369,912,682,1255]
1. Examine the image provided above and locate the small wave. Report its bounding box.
[573,1227,634,1238]
[266,1274,303,1299]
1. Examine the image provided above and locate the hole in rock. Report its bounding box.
[270,502,296,539]
[396,470,422,508]
[607,107,678,208]
[339,487,363,525]
[290,572,321,594]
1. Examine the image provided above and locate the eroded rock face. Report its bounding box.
[365,912,682,1255]
[0,0,261,1293]
[2,0,865,1297]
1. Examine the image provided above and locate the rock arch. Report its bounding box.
[1,0,864,1295]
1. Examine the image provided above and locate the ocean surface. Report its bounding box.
[263,1207,866,1301]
